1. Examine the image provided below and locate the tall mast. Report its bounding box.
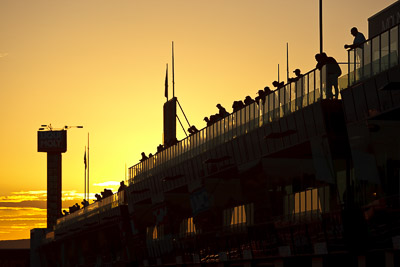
[172,41,175,98]
[87,133,89,200]
[319,0,323,53]
[286,43,289,83]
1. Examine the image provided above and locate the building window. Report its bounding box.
[223,203,254,230]
[284,186,329,220]
[179,217,197,237]
[146,225,164,240]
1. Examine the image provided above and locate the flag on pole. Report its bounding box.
[84,150,87,169]
[165,64,168,99]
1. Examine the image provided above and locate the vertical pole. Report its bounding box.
[278,64,280,82]
[84,146,86,201]
[287,43,289,83]
[87,133,90,201]
[172,41,175,98]
[319,0,323,54]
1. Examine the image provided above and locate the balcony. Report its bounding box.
[129,64,349,184]
[55,191,126,230]
[346,24,399,86]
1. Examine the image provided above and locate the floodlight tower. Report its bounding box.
[37,124,83,229]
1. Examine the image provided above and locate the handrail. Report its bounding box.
[55,190,126,229]
[128,65,341,184]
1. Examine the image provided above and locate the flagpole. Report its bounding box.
[286,43,289,83]
[84,146,86,201]
[87,133,90,201]
[165,63,168,101]
[320,0,323,54]
[172,41,175,98]
[278,64,280,82]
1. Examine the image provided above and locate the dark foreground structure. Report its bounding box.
[32,2,400,266]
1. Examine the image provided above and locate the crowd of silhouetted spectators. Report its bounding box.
[61,183,129,217]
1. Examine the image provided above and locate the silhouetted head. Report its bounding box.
[293,69,301,75]
[351,27,358,36]
[258,90,264,95]
[315,53,327,62]
[120,181,124,185]
[216,104,222,109]
[204,117,209,122]
[272,81,279,86]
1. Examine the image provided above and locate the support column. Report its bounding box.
[47,152,62,228]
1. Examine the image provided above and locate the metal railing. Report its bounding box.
[129,65,346,184]
[348,24,399,86]
[55,190,126,229]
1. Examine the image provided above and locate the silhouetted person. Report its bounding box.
[156,144,164,153]
[315,52,328,70]
[95,193,102,202]
[232,100,245,112]
[140,152,148,162]
[216,104,229,118]
[81,199,89,208]
[148,153,153,158]
[316,53,342,99]
[272,81,284,90]
[288,69,303,82]
[102,189,113,198]
[255,90,266,105]
[188,125,199,135]
[264,86,272,95]
[74,203,80,211]
[118,181,127,192]
[210,114,220,124]
[344,27,366,50]
[204,116,212,127]
[244,96,255,105]
[63,210,69,216]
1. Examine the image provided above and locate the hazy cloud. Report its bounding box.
[0,186,119,240]
[0,207,46,239]
[0,53,8,58]
[93,181,120,187]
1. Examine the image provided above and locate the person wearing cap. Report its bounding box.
[288,69,303,83]
[272,81,284,89]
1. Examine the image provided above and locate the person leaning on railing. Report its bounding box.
[232,100,245,113]
[288,69,303,83]
[315,53,342,99]
[344,27,366,67]
[344,27,366,50]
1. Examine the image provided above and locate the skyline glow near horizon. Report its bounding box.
[0,0,396,240]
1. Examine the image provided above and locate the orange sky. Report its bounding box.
[0,0,397,240]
